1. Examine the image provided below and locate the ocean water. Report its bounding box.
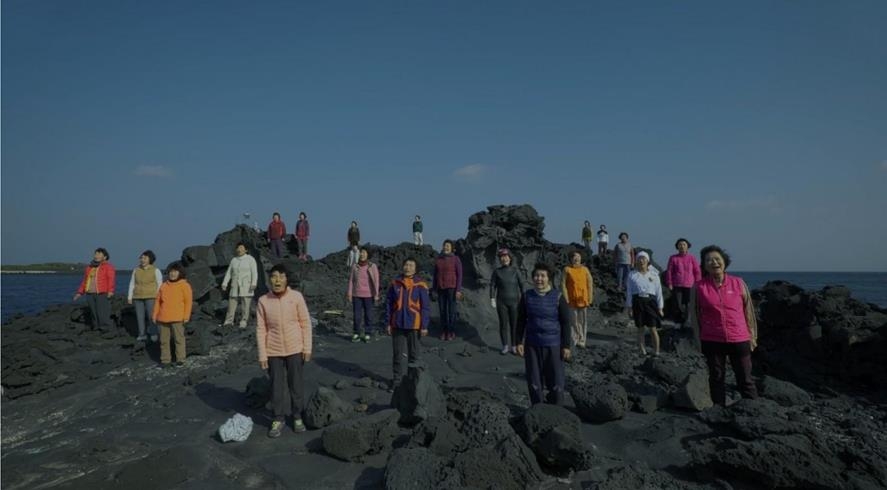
[1,271,885,323]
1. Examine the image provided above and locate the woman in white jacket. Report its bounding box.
[222,242,258,328]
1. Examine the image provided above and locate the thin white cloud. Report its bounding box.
[453,164,487,182]
[705,196,780,212]
[134,165,172,178]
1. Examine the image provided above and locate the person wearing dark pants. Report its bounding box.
[490,248,525,354]
[385,257,430,389]
[516,262,572,406]
[433,239,463,341]
[73,248,116,330]
[257,264,313,438]
[701,341,756,405]
[347,248,381,342]
[665,238,701,328]
[267,212,287,259]
[690,245,759,406]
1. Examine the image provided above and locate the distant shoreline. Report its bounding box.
[1,270,76,275]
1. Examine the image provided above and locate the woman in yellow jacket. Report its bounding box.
[153,262,193,368]
[561,251,594,348]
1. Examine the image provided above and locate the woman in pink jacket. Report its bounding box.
[689,245,758,406]
[257,264,313,437]
[665,238,701,328]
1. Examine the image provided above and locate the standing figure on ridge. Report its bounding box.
[614,232,634,291]
[665,238,702,329]
[295,212,310,261]
[597,225,609,256]
[385,257,431,391]
[73,247,116,330]
[689,245,759,406]
[347,247,381,343]
[127,250,163,342]
[433,239,463,341]
[581,221,594,256]
[267,212,287,260]
[221,242,258,329]
[515,262,571,406]
[257,264,312,437]
[490,248,525,355]
[625,251,663,356]
[562,251,594,349]
[412,215,423,246]
[347,220,361,268]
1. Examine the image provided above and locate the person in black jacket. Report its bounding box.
[515,262,572,406]
[490,248,525,355]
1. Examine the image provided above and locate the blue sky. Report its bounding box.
[3,1,886,271]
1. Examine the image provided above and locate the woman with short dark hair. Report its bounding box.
[689,245,759,405]
[128,250,163,342]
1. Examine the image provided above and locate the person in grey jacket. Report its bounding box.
[490,248,525,355]
[222,242,258,328]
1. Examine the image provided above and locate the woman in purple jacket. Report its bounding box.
[665,238,702,328]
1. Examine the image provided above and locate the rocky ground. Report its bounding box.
[3,205,886,489]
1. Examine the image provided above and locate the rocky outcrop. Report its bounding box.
[321,409,401,462]
[390,363,446,426]
[513,403,591,475]
[304,386,352,429]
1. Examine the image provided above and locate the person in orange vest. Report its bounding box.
[561,251,594,348]
[153,262,193,368]
[73,247,116,330]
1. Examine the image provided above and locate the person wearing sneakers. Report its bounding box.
[267,212,287,259]
[347,247,381,343]
[257,264,313,437]
[127,250,163,342]
[515,262,571,406]
[665,238,702,328]
[490,248,525,354]
[152,262,193,368]
[73,247,116,330]
[295,212,310,261]
[221,243,258,328]
[385,257,431,390]
[561,251,594,349]
[625,251,664,357]
[433,239,463,340]
[688,245,758,406]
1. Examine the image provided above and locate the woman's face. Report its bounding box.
[636,256,649,270]
[704,252,725,276]
[139,255,150,267]
[359,249,368,262]
[93,251,106,262]
[235,245,246,256]
[269,271,287,293]
[442,242,453,254]
[677,241,689,254]
[570,253,582,266]
[499,254,511,266]
[533,270,550,290]
[168,269,180,281]
[351,221,357,228]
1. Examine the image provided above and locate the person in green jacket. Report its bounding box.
[581,221,593,256]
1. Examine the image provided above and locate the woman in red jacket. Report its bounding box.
[73,248,116,330]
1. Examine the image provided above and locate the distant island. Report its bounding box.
[1,263,85,274]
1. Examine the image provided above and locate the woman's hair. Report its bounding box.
[95,247,109,260]
[235,242,246,249]
[299,212,307,219]
[618,232,629,240]
[532,262,555,278]
[273,212,280,218]
[167,261,185,277]
[415,215,421,220]
[269,264,288,277]
[599,225,606,230]
[443,239,455,249]
[699,245,731,276]
[675,238,691,249]
[359,247,370,256]
[570,251,582,260]
[141,250,156,264]
[351,220,358,226]
[402,257,417,267]
[584,220,590,226]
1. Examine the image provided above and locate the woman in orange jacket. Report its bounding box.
[153,262,193,367]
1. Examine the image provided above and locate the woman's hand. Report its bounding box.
[515,344,525,357]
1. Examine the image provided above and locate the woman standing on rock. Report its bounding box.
[295,212,310,261]
[561,251,594,349]
[127,250,163,342]
[73,247,116,330]
[614,232,634,291]
[153,262,193,368]
[346,221,360,267]
[665,238,701,329]
[490,248,525,354]
[625,251,663,356]
[597,225,609,256]
[689,245,758,406]
[221,243,258,329]
[581,221,593,256]
[516,262,571,405]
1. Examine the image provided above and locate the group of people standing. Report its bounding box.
[266,212,311,261]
